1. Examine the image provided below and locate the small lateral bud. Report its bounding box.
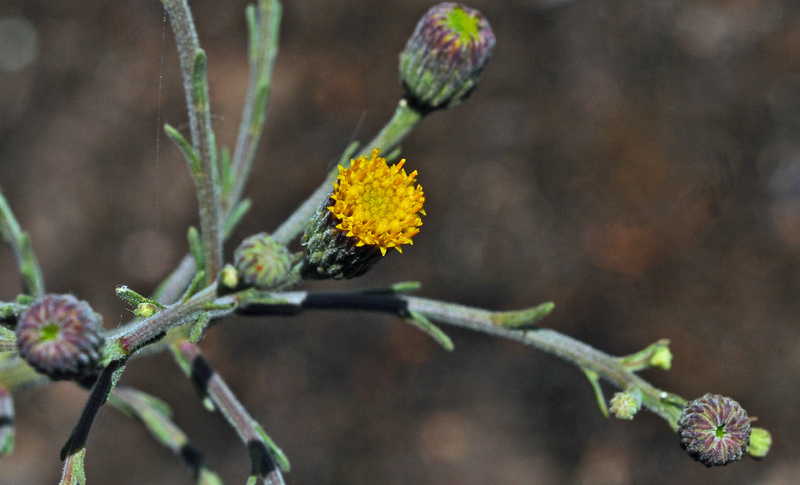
[234,233,295,289]
[134,302,159,319]
[649,345,673,370]
[747,427,772,459]
[220,263,239,289]
[609,390,640,420]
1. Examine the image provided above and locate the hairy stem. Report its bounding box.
[227,0,282,213]
[109,283,222,356]
[246,290,686,427]
[174,342,288,484]
[162,0,222,284]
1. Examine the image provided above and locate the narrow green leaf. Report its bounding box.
[182,270,206,303]
[245,4,259,64]
[359,281,422,296]
[192,49,209,112]
[187,226,205,276]
[0,189,45,297]
[164,124,201,174]
[618,339,672,372]
[116,286,166,311]
[251,80,271,131]
[223,199,252,237]
[254,424,291,472]
[492,302,555,329]
[189,313,211,344]
[197,468,224,485]
[582,368,609,418]
[219,147,233,197]
[406,311,454,351]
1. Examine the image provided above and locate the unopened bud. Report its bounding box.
[609,390,640,420]
[399,3,495,112]
[234,233,295,289]
[16,294,104,381]
[748,427,771,459]
[678,393,751,467]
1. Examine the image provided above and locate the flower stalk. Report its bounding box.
[272,100,425,246]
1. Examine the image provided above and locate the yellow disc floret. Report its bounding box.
[328,149,425,256]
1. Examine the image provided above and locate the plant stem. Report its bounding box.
[110,283,222,356]
[110,387,221,481]
[404,296,685,426]
[0,386,14,456]
[272,99,424,245]
[245,290,686,428]
[174,342,288,484]
[162,0,222,284]
[227,0,282,214]
[0,188,45,297]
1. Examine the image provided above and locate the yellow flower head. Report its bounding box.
[327,149,425,256]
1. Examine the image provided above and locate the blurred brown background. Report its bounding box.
[1,0,798,483]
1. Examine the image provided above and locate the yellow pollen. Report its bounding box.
[328,148,425,256]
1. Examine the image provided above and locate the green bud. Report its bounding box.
[220,263,239,289]
[747,427,771,459]
[301,198,383,280]
[399,2,495,112]
[134,302,159,319]
[234,233,296,289]
[649,344,673,370]
[609,390,640,420]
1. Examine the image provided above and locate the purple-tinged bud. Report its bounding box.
[399,3,495,112]
[234,233,296,289]
[16,294,104,381]
[678,393,751,467]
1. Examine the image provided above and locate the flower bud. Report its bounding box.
[399,3,495,112]
[648,344,672,370]
[233,233,296,290]
[609,390,640,420]
[134,302,160,319]
[747,427,771,459]
[220,263,239,289]
[16,294,104,381]
[678,393,751,466]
